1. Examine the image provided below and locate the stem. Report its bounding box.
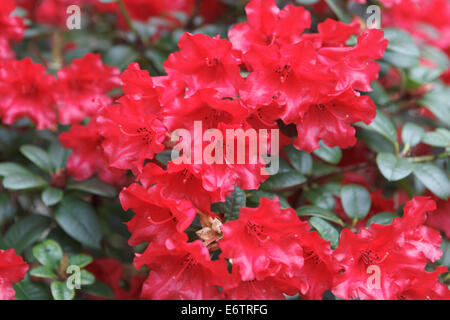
[49,31,63,70]
[407,151,450,163]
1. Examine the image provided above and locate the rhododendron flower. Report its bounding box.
[164,33,242,97]
[0,58,56,129]
[0,249,28,300]
[97,96,167,173]
[120,183,196,245]
[134,239,229,299]
[332,197,445,300]
[0,0,25,59]
[228,0,311,53]
[55,53,121,125]
[219,197,310,281]
[59,119,128,185]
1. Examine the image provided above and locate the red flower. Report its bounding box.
[0,58,56,130]
[332,197,443,300]
[120,183,196,245]
[134,239,229,300]
[139,161,215,214]
[294,231,336,300]
[219,197,309,281]
[164,33,242,97]
[59,119,128,185]
[0,249,28,300]
[228,0,311,53]
[97,96,167,173]
[55,53,121,125]
[0,0,25,59]
[426,196,450,239]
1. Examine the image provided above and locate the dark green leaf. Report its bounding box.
[2,172,47,190]
[312,141,342,164]
[340,184,371,220]
[357,108,397,144]
[309,217,339,249]
[13,281,51,300]
[211,186,246,221]
[82,281,114,299]
[20,145,52,172]
[366,212,397,227]
[0,162,31,176]
[49,141,70,172]
[0,193,17,226]
[413,163,450,200]
[285,145,313,174]
[54,196,102,247]
[67,178,117,197]
[401,122,425,147]
[376,153,413,181]
[382,28,420,68]
[297,205,344,226]
[3,215,51,253]
[247,191,291,209]
[80,270,95,285]
[419,85,450,127]
[41,187,63,206]
[422,129,450,147]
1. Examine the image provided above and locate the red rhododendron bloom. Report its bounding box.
[219,197,309,281]
[0,249,29,300]
[0,0,25,59]
[55,53,121,124]
[164,33,242,97]
[228,0,311,53]
[120,183,196,245]
[134,239,229,299]
[59,119,127,185]
[0,58,56,129]
[332,197,445,300]
[97,96,167,173]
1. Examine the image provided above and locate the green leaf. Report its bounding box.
[324,0,351,23]
[103,45,139,69]
[419,86,450,127]
[30,266,57,279]
[82,281,114,299]
[247,191,291,209]
[408,66,442,85]
[296,0,319,4]
[32,239,63,268]
[356,129,395,154]
[401,122,425,147]
[2,172,47,190]
[51,281,75,300]
[67,178,117,197]
[80,270,95,285]
[49,141,70,172]
[0,162,31,176]
[20,145,52,172]
[13,280,51,300]
[413,163,450,200]
[285,145,313,174]
[68,254,93,269]
[297,205,344,226]
[376,153,414,181]
[0,193,17,226]
[340,184,371,220]
[312,141,342,164]
[420,45,450,71]
[303,183,340,210]
[211,186,246,221]
[357,108,397,145]
[422,128,450,147]
[366,212,397,227]
[382,28,420,68]
[438,238,450,268]
[54,196,102,247]
[309,217,339,249]
[41,187,63,206]
[3,215,51,253]
[261,159,306,190]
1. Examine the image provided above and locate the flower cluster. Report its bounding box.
[0,0,449,301]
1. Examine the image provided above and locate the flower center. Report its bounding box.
[205,57,219,67]
[275,64,292,83]
[360,249,389,265]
